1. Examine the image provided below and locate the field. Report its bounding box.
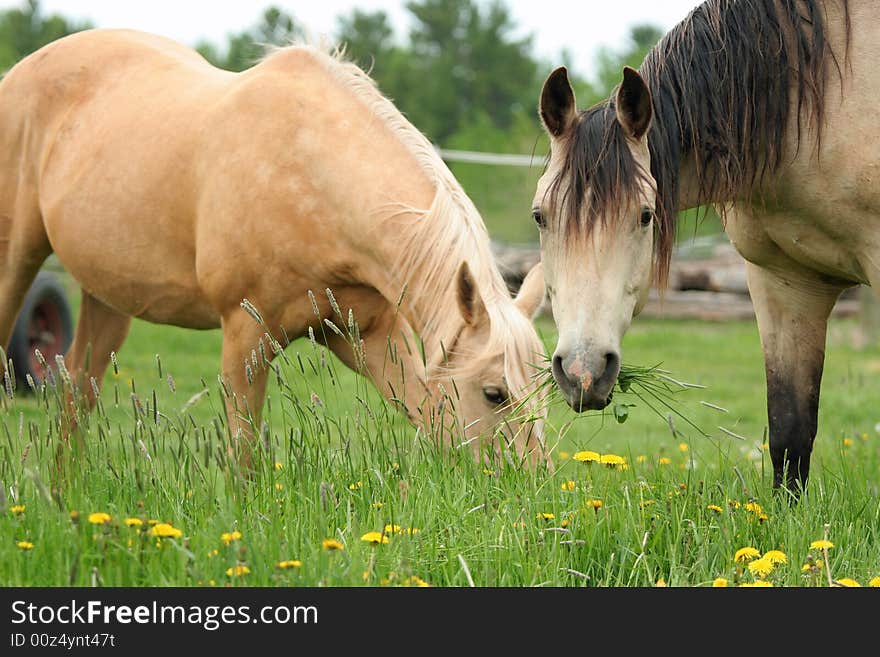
[1,274,878,588]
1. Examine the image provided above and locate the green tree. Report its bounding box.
[197,6,302,72]
[336,9,396,75]
[0,0,91,72]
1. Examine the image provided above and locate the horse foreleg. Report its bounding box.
[746,262,845,494]
[220,308,272,474]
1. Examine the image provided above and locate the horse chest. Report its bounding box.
[725,207,868,285]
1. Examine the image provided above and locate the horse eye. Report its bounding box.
[532,209,546,228]
[640,208,654,227]
[482,386,508,406]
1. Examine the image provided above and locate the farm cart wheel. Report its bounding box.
[7,271,74,392]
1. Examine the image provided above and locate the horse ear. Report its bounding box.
[514,263,545,319]
[615,66,653,140]
[540,66,577,138]
[456,261,487,328]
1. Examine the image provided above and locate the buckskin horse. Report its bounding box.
[0,29,549,471]
[533,0,874,491]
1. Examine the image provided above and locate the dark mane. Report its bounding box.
[546,0,850,286]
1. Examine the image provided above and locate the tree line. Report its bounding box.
[0,0,663,153]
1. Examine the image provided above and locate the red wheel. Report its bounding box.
[8,271,73,392]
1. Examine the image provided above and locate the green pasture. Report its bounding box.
[1,274,878,587]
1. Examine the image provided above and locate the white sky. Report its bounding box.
[2,0,703,79]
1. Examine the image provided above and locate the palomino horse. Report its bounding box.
[534,0,876,491]
[0,29,549,471]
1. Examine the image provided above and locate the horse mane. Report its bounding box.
[546,0,850,287]
[262,42,545,397]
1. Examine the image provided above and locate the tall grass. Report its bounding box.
[1,309,878,587]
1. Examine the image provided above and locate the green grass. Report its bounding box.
[1,282,879,587]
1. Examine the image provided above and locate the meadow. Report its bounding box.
[1,272,878,588]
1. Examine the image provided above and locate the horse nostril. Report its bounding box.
[552,354,566,381]
[604,351,620,375]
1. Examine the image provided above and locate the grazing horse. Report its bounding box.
[0,29,549,471]
[533,0,875,491]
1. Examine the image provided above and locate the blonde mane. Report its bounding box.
[264,43,545,399]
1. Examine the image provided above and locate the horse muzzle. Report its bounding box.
[551,347,620,412]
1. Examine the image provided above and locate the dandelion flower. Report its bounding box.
[561,481,576,492]
[404,527,419,535]
[658,457,672,465]
[322,538,344,551]
[636,455,647,463]
[639,500,655,508]
[586,499,603,510]
[482,468,495,476]
[147,519,159,526]
[748,557,774,578]
[277,560,302,569]
[843,438,854,447]
[735,546,761,563]
[599,454,626,467]
[69,511,79,521]
[407,576,431,587]
[868,577,880,588]
[836,578,860,587]
[655,578,667,587]
[384,524,402,534]
[10,505,25,515]
[275,482,283,491]
[744,502,763,515]
[150,523,182,539]
[712,577,728,587]
[16,541,33,550]
[560,519,569,528]
[678,443,689,452]
[536,513,555,520]
[764,550,787,565]
[707,505,723,513]
[361,531,389,545]
[371,502,384,509]
[573,450,600,463]
[221,530,242,545]
[88,512,112,525]
[810,539,834,550]
[739,580,773,587]
[124,518,143,527]
[226,565,250,577]
[348,481,363,491]
[274,462,284,470]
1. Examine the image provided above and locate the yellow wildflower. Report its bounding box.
[744,502,763,515]
[707,505,723,513]
[558,451,570,460]
[221,530,242,545]
[843,438,854,447]
[10,505,25,515]
[482,468,495,476]
[712,577,728,587]
[88,512,112,525]
[322,538,344,551]
[147,519,159,526]
[835,578,860,587]
[277,560,302,569]
[384,524,402,534]
[371,502,384,509]
[599,454,626,467]
[810,539,834,550]
[275,482,283,491]
[348,481,363,490]
[361,531,389,545]
[748,557,775,578]
[739,580,773,587]
[868,577,880,587]
[764,550,787,565]
[124,518,143,527]
[226,565,250,577]
[274,462,283,470]
[658,457,672,465]
[536,512,555,520]
[636,455,647,463]
[150,523,182,539]
[560,519,569,528]
[586,499,603,510]
[403,527,419,535]
[407,576,431,587]
[655,578,667,587]
[734,546,761,562]
[573,450,600,463]
[678,443,689,452]
[561,481,576,492]
[16,541,34,550]
[69,510,79,522]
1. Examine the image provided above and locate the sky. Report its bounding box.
[3,0,703,80]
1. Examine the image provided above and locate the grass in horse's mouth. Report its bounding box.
[519,359,710,439]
